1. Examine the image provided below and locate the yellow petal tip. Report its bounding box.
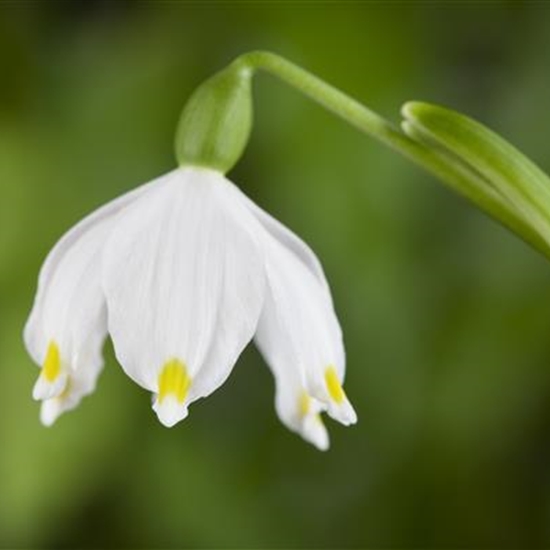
[298,390,311,417]
[158,358,190,404]
[324,365,345,403]
[42,340,61,382]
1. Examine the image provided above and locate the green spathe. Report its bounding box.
[402,102,550,257]
[175,62,253,173]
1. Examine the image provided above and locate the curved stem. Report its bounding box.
[232,51,550,258]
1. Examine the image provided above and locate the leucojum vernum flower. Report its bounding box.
[24,51,550,450]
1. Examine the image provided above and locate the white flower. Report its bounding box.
[24,167,356,449]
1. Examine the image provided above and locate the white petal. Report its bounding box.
[237,188,357,431]
[24,168,177,410]
[233,185,329,292]
[255,231,357,434]
[27,221,110,402]
[102,168,265,425]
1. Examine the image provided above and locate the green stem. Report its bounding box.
[232,51,550,258]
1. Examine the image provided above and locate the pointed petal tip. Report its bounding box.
[327,398,358,427]
[40,399,61,427]
[301,414,330,451]
[32,372,68,401]
[153,396,189,428]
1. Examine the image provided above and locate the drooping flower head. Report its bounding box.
[24,55,356,450]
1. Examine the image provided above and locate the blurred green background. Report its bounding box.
[2,1,550,547]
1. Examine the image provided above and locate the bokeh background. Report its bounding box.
[2,1,550,547]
